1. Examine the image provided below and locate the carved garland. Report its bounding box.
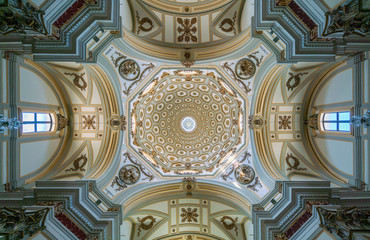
[219,12,237,35]
[220,216,238,236]
[122,63,155,96]
[286,72,308,91]
[136,11,154,34]
[137,216,156,237]
[221,62,252,94]
[286,153,306,171]
[64,72,87,91]
[65,154,88,172]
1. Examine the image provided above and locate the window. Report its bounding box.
[22,112,53,133]
[322,111,350,132]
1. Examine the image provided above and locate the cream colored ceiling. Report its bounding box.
[129,71,246,176]
[130,0,245,45]
[124,196,250,240]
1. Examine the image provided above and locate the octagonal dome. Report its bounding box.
[128,70,248,177]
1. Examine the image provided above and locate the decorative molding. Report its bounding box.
[123,152,154,181]
[278,115,292,130]
[118,164,140,185]
[122,63,155,96]
[317,207,370,239]
[136,11,154,34]
[64,72,87,91]
[181,50,194,68]
[181,207,199,223]
[0,1,47,36]
[65,154,88,172]
[248,115,265,129]
[220,216,238,236]
[109,115,127,131]
[177,18,197,42]
[323,0,370,37]
[235,164,255,185]
[286,72,308,91]
[304,114,318,130]
[219,12,237,35]
[57,114,69,131]
[137,216,156,237]
[0,207,49,239]
[82,115,96,130]
[119,59,140,80]
[222,62,252,94]
[285,153,306,171]
[111,51,127,68]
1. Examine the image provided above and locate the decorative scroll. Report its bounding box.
[0,207,49,239]
[278,115,292,130]
[122,63,155,96]
[118,165,140,185]
[286,153,306,171]
[111,51,127,68]
[219,12,237,35]
[136,11,154,34]
[177,18,197,42]
[247,51,264,67]
[181,208,199,223]
[304,114,318,130]
[317,207,370,239]
[65,154,88,172]
[248,115,265,129]
[137,216,156,237]
[286,72,308,91]
[181,51,194,68]
[247,177,262,192]
[123,152,154,181]
[221,151,251,181]
[109,115,127,131]
[82,115,96,130]
[323,0,370,37]
[235,164,255,185]
[221,62,251,94]
[220,216,238,236]
[235,58,256,80]
[119,59,140,80]
[0,1,47,35]
[111,176,127,191]
[64,72,87,91]
[57,114,69,131]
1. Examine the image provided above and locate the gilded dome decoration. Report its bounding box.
[129,70,247,176]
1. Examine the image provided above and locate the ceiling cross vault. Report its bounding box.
[0,0,369,239]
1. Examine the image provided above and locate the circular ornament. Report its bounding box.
[235,58,256,80]
[119,59,140,80]
[234,164,255,185]
[119,164,140,185]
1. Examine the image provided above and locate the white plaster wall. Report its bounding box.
[19,67,59,106]
[314,68,353,106]
[241,0,254,31]
[315,138,354,176]
[120,220,132,240]
[121,0,133,31]
[20,139,61,177]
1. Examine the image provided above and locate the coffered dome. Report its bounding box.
[129,71,247,176]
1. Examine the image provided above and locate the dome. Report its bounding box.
[128,70,247,176]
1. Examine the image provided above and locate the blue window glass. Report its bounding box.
[22,112,52,133]
[322,111,350,132]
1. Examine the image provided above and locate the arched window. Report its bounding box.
[22,112,53,133]
[322,111,350,132]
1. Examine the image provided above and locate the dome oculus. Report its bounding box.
[181,117,196,132]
